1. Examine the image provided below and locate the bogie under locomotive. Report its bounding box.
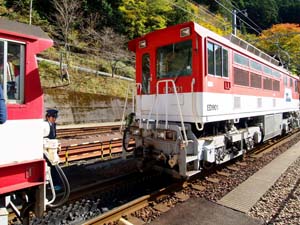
[123,21,300,178]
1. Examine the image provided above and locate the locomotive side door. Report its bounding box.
[141,53,151,94]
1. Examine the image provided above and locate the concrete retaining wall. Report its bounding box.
[43,89,132,125]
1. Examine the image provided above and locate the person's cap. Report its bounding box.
[46,109,58,118]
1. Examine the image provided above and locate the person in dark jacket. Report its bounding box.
[45,109,62,191]
[45,109,58,139]
[0,85,7,124]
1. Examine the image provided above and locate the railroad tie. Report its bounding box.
[153,203,170,213]
[236,162,247,166]
[217,171,231,177]
[205,177,220,183]
[191,184,206,191]
[123,216,144,225]
[226,165,240,171]
[174,192,189,202]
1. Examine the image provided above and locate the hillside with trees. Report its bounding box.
[0,0,299,96]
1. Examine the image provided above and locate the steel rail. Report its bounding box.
[57,125,120,139]
[81,195,150,225]
[248,129,299,158]
[81,182,185,225]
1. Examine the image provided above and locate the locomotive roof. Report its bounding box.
[129,21,296,77]
[0,17,51,41]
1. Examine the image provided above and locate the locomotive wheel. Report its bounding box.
[201,161,214,170]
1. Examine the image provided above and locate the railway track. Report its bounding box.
[56,124,134,165]
[9,130,300,225]
[57,125,121,139]
[82,130,300,225]
[59,138,135,165]
[248,129,299,158]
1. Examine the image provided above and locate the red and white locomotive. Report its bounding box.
[124,21,300,177]
[0,18,66,224]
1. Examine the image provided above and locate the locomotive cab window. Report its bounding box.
[0,40,24,103]
[207,41,228,77]
[142,53,150,94]
[156,40,192,79]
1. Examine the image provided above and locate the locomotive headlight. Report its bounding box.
[139,40,147,48]
[180,27,190,37]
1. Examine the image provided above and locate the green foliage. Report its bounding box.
[119,0,172,39]
[254,23,300,74]
[243,0,278,29]
[196,0,300,32]
[167,0,197,25]
[2,0,300,96]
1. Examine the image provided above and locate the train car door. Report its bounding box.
[141,53,150,94]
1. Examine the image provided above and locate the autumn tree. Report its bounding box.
[255,23,300,74]
[52,0,81,55]
[81,23,133,78]
[99,27,134,78]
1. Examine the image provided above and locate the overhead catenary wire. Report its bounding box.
[186,0,228,24]
[214,0,261,35]
[212,0,294,68]
[166,0,229,29]
[223,0,264,33]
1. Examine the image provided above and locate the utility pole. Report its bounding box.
[232,9,237,35]
[29,0,33,25]
[232,9,247,36]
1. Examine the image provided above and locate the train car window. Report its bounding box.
[215,45,222,76]
[142,53,150,94]
[222,49,228,78]
[290,78,293,88]
[250,73,262,88]
[284,76,287,87]
[207,41,228,78]
[272,70,281,78]
[250,60,262,71]
[156,40,192,79]
[234,53,249,66]
[273,80,280,91]
[263,66,272,76]
[263,77,272,90]
[207,42,214,75]
[295,80,298,92]
[0,40,24,103]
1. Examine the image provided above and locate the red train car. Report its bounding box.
[124,21,300,177]
[0,18,66,224]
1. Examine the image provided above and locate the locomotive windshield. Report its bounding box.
[156,40,192,79]
[0,40,24,103]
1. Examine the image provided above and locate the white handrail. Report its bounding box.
[154,79,188,143]
[136,83,142,127]
[120,83,140,131]
[191,78,204,131]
